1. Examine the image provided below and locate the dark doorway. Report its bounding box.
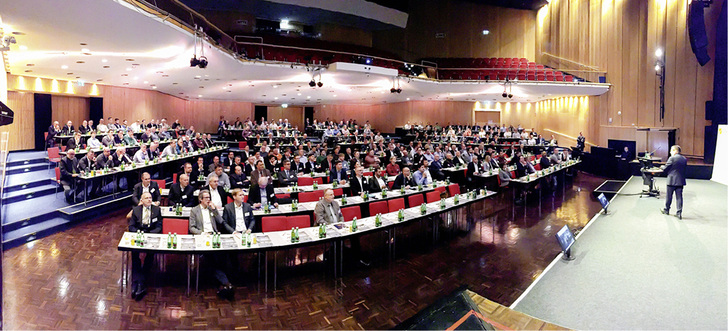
[34,94,52,151]
[254,105,267,124]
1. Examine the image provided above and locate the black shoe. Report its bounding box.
[217,284,234,300]
[130,282,139,300]
[676,212,682,220]
[660,208,669,215]
[135,284,147,301]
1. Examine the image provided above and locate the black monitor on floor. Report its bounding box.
[555,225,575,261]
[597,193,610,214]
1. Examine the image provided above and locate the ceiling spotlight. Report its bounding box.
[502,92,508,98]
[317,81,323,88]
[190,56,200,67]
[396,88,402,93]
[197,56,208,69]
[655,48,663,58]
[309,79,316,87]
[482,29,490,35]
[390,87,397,93]
[508,93,513,98]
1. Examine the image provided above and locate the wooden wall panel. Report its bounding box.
[51,95,90,130]
[474,112,500,126]
[2,91,35,151]
[535,0,723,157]
[266,106,304,130]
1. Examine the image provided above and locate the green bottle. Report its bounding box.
[398,209,404,222]
[375,214,382,227]
[341,194,347,205]
[382,188,387,197]
[420,203,427,215]
[291,227,296,243]
[440,199,446,209]
[173,233,178,249]
[400,187,405,194]
[454,194,460,204]
[294,227,299,242]
[167,233,172,248]
[352,218,357,232]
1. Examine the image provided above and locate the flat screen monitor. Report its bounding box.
[597,193,609,212]
[555,225,575,257]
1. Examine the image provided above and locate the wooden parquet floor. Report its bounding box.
[2,173,604,330]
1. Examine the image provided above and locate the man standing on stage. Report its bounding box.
[660,145,687,220]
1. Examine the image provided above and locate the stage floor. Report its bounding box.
[512,176,728,329]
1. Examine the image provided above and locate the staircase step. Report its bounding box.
[2,184,58,204]
[2,195,68,229]
[5,158,48,168]
[5,163,51,175]
[2,217,71,250]
[4,168,56,188]
[3,177,55,193]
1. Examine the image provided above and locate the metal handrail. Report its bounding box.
[541,52,604,72]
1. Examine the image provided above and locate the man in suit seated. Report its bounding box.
[132,172,161,206]
[305,154,318,173]
[660,145,688,219]
[168,174,196,207]
[128,192,162,300]
[392,167,416,190]
[207,164,231,190]
[277,160,298,187]
[249,160,271,187]
[539,151,552,169]
[247,177,278,209]
[192,157,207,181]
[329,161,348,185]
[349,165,368,197]
[59,149,80,203]
[229,165,248,189]
[314,189,367,266]
[204,174,228,209]
[66,132,84,150]
[368,166,388,193]
[466,155,481,185]
[221,188,255,235]
[429,154,445,180]
[61,120,75,136]
[188,190,234,299]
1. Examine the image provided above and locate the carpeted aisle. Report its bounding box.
[512,176,728,330]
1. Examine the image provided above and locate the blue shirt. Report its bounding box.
[413,170,431,185]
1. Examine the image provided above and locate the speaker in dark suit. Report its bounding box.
[660,146,688,219]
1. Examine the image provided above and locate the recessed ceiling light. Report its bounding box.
[24,69,32,72]
[76,61,85,64]
[121,74,128,77]
[482,29,490,35]
[66,72,73,75]
[81,48,90,53]
[123,83,129,85]
[198,95,202,98]
[162,75,169,77]
[26,63,34,66]
[19,45,27,51]
[61,65,68,69]
[80,43,87,46]
[333,95,337,97]
[134,77,139,80]
[195,75,201,79]
[152,86,157,89]
[307,96,311,99]
[12,31,25,35]
[97,79,103,82]
[274,97,278,100]
[126,68,132,71]
[125,59,134,61]
[103,66,110,68]
[406,98,410,100]
[297,93,301,96]
[143,81,148,84]
[101,59,108,63]
[173,83,178,85]
[273,85,278,88]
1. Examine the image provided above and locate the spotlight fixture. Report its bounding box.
[189,26,208,69]
[502,92,508,98]
[198,56,208,68]
[508,93,513,99]
[390,77,402,93]
[309,79,316,87]
[396,88,402,93]
[317,81,323,88]
[391,87,397,93]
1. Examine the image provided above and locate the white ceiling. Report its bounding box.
[0,0,609,105]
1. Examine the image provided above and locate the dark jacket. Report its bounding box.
[277,168,298,186]
[229,172,248,189]
[203,184,229,207]
[66,137,84,150]
[128,205,163,233]
[247,184,277,206]
[132,181,161,206]
[368,176,388,193]
[662,154,687,186]
[78,156,96,172]
[349,175,367,195]
[59,156,78,182]
[221,201,256,234]
[94,153,113,169]
[392,173,415,190]
[168,183,196,207]
[329,169,348,183]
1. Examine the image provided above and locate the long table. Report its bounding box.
[118,188,496,294]
[76,146,228,205]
